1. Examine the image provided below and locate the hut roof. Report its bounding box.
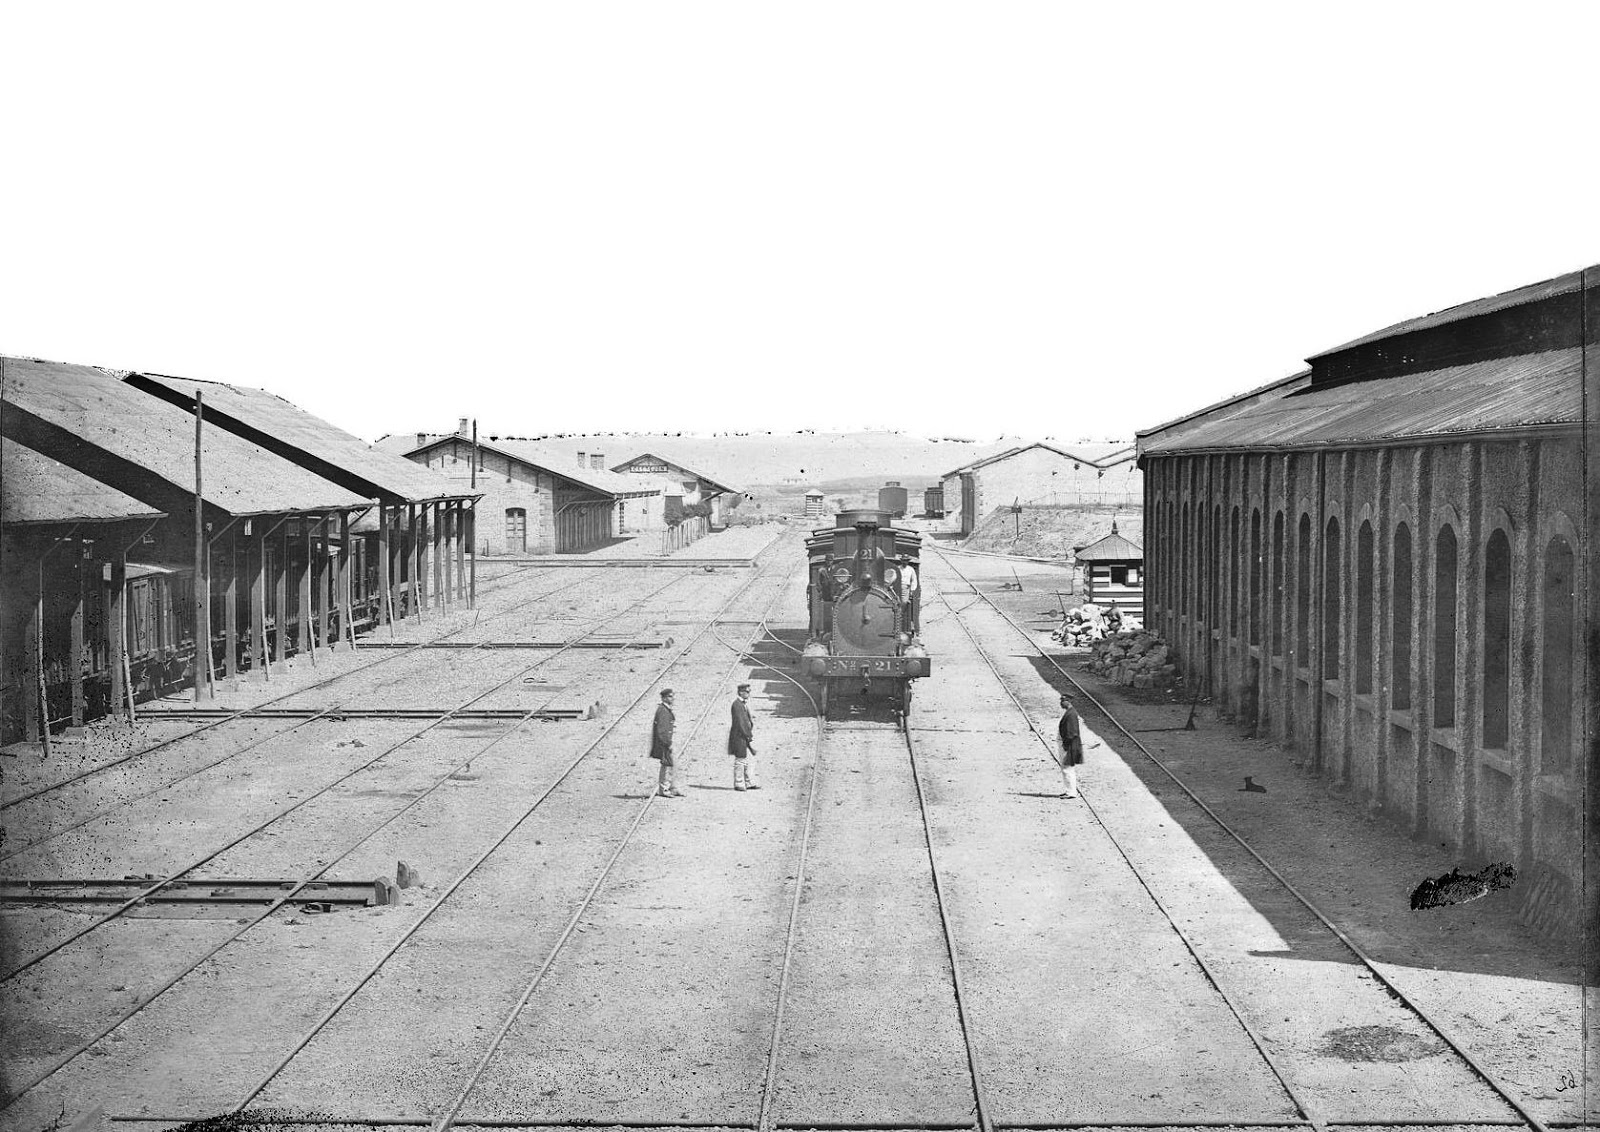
[1,358,370,518]
[1,439,165,526]
[1074,524,1143,562]
[127,374,474,505]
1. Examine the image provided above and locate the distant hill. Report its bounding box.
[374,429,1131,492]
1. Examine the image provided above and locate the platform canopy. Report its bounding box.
[1,357,370,520]
[1,438,165,527]
[127,373,476,507]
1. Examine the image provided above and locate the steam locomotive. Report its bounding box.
[801,509,929,723]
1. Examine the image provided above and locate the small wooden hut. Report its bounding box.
[1074,521,1144,619]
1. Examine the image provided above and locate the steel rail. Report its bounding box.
[0,566,691,982]
[0,566,711,1109]
[927,547,1555,1132]
[0,566,587,813]
[900,719,997,1132]
[924,559,1319,1132]
[424,550,803,1132]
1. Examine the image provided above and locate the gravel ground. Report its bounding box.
[927,547,1595,1126]
[4,533,1589,1131]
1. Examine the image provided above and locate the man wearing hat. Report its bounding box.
[1056,690,1085,798]
[650,688,683,798]
[729,683,758,791]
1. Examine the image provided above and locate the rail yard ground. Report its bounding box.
[0,525,1592,1131]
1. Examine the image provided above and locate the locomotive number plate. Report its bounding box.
[822,656,930,678]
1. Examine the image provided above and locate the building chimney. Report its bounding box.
[458,417,469,436]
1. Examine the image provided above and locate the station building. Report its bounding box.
[939,442,1142,536]
[610,451,742,541]
[397,430,662,555]
[1137,266,1597,937]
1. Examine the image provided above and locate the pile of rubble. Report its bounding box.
[1082,629,1179,690]
[1051,602,1141,646]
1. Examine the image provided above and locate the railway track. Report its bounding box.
[0,565,674,860]
[0,560,739,1107]
[1,535,800,1123]
[923,546,1557,1132]
[0,566,589,817]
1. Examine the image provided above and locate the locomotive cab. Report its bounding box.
[804,509,928,723]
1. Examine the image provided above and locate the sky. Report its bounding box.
[3,3,1597,444]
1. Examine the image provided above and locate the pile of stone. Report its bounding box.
[1082,629,1178,690]
[1052,603,1142,646]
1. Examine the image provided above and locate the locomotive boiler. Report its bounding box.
[802,509,929,723]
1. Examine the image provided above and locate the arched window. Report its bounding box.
[1392,523,1413,710]
[1323,517,1342,676]
[1181,501,1191,617]
[1296,513,1312,665]
[1229,507,1241,637]
[1211,505,1222,627]
[1541,536,1575,773]
[1271,512,1285,656]
[1433,525,1458,728]
[1481,530,1512,749]
[1249,509,1262,646]
[1356,521,1374,695]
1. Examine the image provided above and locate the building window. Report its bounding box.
[1211,506,1222,627]
[1323,517,1341,677]
[1296,513,1311,665]
[1392,522,1413,710]
[1482,529,1512,749]
[1540,535,1575,774]
[591,454,604,469]
[1181,501,1191,616]
[1249,509,1262,647]
[1433,525,1458,728]
[1110,565,1128,585]
[1229,507,1241,637]
[1271,511,1285,656]
[1356,521,1375,695]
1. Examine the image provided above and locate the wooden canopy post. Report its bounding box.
[109,548,129,722]
[224,525,239,685]
[432,501,444,611]
[22,551,41,745]
[320,515,333,648]
[407,503,421,622]
[468,499,477,608]
[442,503,455,607]
[377,504,393,635]
[454,501,466,602]
[70,541,86,726]
[252,522,270,681]
[193,391,205,704]
[341,510,357,648]
[299,518,315,665]
[274,519,290,667]
[416,502,429,613]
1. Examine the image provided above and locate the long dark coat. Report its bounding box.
[1056,704,1084,767]
[728,698,754,757]
[650,702,675,764]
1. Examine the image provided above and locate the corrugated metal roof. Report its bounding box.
[130,374,471,505]
[1,358,370,516]
[1140,346,1582,456]
[1075,528,1143,562]
[2,438,165,526]
[1310,266,1593,358]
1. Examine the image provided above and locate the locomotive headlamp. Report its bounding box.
[882,566,900,586]
[831,565,852,587]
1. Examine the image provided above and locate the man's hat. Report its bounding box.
[661,688,674,698]
[737,683,751,692]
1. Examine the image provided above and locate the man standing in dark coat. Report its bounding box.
[729,683,758,791]
[1055,691,1085,798]
[649,688,683,798]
